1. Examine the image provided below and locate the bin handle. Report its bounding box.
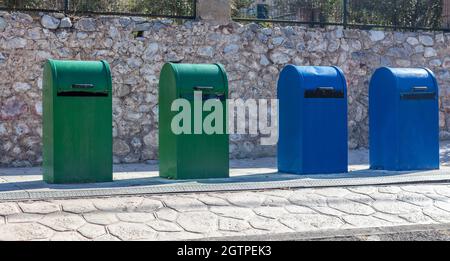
[72,84,95,89]
[316,86,335,91]
[413,86,428,92]
[194,86,214,91]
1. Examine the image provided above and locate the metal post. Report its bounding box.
[343,0,348,28]
[193,0,197,18]
[64,0,69,14]
[393,0,398,30]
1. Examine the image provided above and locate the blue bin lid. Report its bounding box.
[370,67,438,93]
[278,65,347,92]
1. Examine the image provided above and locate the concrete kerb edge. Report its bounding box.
[200,223,450,241]
[1,175,450,202]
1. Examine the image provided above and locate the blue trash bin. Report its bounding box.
[369,67,440,171]
[278,65,348,175]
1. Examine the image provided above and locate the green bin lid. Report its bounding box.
[46,59,112,94]
[161,63,228,95]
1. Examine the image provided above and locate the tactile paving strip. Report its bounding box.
[1,167,450,201]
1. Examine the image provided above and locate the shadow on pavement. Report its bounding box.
[0,167,437,192]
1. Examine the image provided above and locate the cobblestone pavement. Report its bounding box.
[0,143,449,240]
[2,183,450,240]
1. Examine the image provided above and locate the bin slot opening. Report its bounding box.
[413,86,429,92]
[194,86,214,91]
[304,86,344,99]
[180,93,226,101]
[57,91,108,97]
[317,87,335,91]
[203,94,226,101]
[72,84,95,89]
[400,92,436,100]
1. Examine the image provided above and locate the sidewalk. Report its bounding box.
[0,142,449,240]
[1,183,450,240]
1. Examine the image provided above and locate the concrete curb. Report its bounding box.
[202,223,450,241]
[1,167,450,201]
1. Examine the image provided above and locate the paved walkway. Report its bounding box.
[0,142,449,240]
[2,183,450,240]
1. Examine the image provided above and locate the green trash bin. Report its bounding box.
[159,63,229,180]
[42,59,113,184]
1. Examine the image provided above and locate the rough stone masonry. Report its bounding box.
[0,11,450,167]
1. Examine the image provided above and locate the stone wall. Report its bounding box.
[1,11,450,167]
